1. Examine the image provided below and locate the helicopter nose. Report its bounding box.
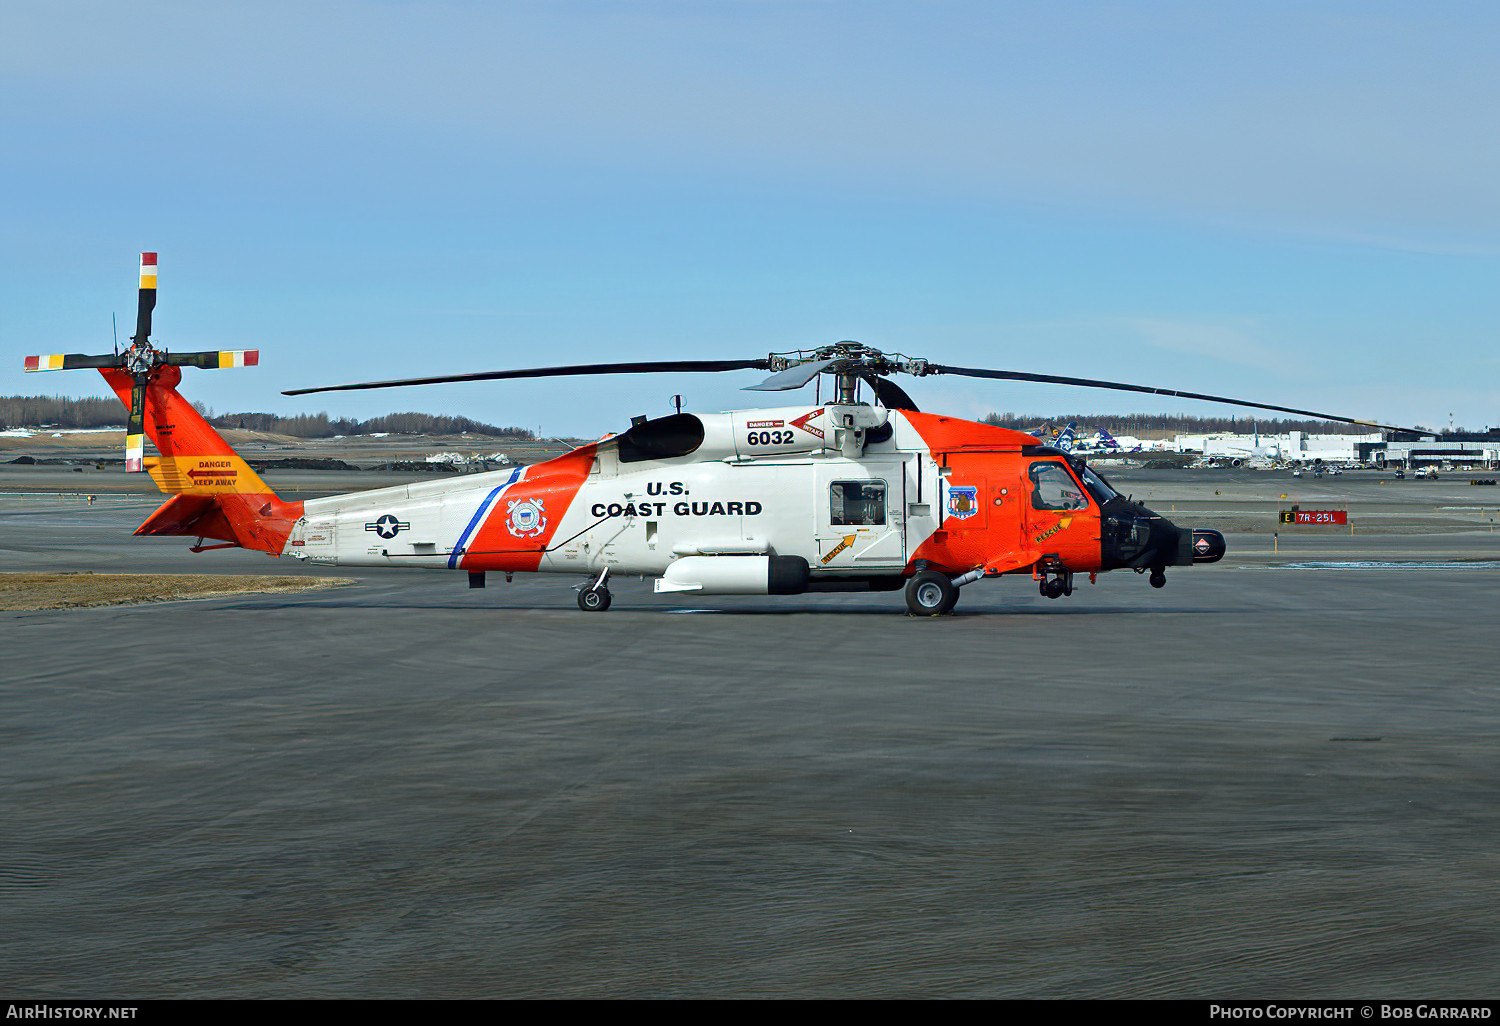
[1188,529,1226,564]
[1100,501,1227,571]
[1158,517,1226,567]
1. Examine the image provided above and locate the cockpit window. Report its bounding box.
[831,480,887,525]
[1029,462,1089,511]
[1074,461,1119,505]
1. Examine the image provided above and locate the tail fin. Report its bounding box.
[100,365,303,554]
[1096,428,1120,450]
[100,365,272,497]
[1055,422,1078,453]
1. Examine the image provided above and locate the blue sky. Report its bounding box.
[5,0,1499,436]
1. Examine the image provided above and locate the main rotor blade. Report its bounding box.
[283,359,772,396]
[858,373,919,412]
[929,364,1421,434]
[743,358,837,392]
[133,252,157,344]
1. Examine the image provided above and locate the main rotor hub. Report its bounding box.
[124,343,159,376]
[764,342,930,402]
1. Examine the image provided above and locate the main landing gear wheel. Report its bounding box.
[905,570,959,616]
[577,587,612,612]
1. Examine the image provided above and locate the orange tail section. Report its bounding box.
[101,365,304,555]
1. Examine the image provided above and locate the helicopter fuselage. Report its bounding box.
[284,404,1225,602]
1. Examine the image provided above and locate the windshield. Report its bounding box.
[1073,459,1120,505]
[1029,462,1089,511]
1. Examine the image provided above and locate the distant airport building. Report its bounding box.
[1074,424,1500,469]
[1357,431,1500,469]
[1172,430,1381,465]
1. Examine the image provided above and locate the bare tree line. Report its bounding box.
[1,395,533,439]
[0,394,1409,440]
[0,395,123,430]
[200,408,533,439]
[981,411,1378,436]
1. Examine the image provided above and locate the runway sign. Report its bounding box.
[1278,509,1348,525]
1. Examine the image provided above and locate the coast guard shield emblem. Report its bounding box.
[506,497,547,538]
[946,485,978,520]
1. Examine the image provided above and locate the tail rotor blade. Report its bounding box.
[133,252,157,345]
[166,350,259,369]
[25,353,124,372]
[125,377,147,473]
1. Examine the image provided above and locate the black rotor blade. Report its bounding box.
[133,252,157,344]
[858,373,919,412]
[125,375,147,473]
[163,349,259,369]
[166,351,225,369]
[929,364,1421,434]
[744,358,837,392]
[283,359,773,396]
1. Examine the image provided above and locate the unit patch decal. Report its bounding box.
[506,497,548,538]
[366,515,410,539]
[946,485,978,520]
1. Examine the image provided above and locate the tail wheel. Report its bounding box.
[905,570,958,616]
[577,587,612,612]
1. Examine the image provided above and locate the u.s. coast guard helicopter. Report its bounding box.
[25,254,1417,614]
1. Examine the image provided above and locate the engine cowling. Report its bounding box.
[611,406,888,463]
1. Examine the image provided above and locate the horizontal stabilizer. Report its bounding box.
[133,493,238,544]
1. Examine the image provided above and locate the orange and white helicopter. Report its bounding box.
[25,254,1417,614]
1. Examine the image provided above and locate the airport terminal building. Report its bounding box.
[1161,429,1500,469]
[1173,430,1381,465]
[1357,431,1500,469]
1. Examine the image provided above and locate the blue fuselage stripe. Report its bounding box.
[449,467,523,568]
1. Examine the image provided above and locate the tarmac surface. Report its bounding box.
[3,468,1499,999]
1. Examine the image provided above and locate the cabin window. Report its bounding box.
[1029,462,1089,511]
[831,480,887,525]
